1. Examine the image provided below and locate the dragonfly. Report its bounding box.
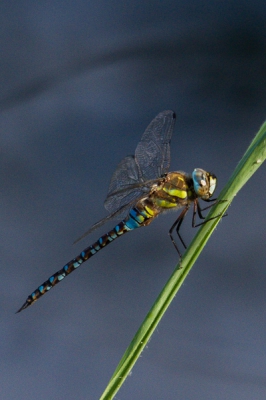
[17,110,218,313]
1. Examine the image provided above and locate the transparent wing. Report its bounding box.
[74,110,176,243]
[74,178,161,244]
[135,110,176,180]
[105,110,176,214]
[73,197,140,244]
[104,155,144,214]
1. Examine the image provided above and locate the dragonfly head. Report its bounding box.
[192,168,217,200]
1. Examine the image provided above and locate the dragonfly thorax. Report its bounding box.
[192,168,217,200]
[148,171,194,210]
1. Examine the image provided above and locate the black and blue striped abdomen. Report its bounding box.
[17,205,154,312]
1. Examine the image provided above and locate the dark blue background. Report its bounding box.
[1,1,266,399]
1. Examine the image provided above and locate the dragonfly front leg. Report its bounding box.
[192,199,227,228]
[169,206,189,258]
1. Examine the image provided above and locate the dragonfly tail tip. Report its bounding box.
[16,300,30,314]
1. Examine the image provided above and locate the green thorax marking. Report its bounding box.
[152,172,195,209]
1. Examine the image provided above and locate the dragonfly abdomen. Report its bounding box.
[17,207,153,312]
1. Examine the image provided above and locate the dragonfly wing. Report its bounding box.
[135,110,176,180]
[74,195,144,244]
[75,111,176,242]
[104,155,145,214]
[104,111,176,214]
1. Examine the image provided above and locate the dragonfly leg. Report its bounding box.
[192,199,227,228]
[169,206,189,257]
[197,198,227,212]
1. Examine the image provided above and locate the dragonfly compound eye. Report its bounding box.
[192,168,216,199]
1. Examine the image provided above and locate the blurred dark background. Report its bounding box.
[1,1,266,399]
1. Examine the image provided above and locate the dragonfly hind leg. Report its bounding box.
[168,206,189,258]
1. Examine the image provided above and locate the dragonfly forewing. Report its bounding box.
[135,110,175,180]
